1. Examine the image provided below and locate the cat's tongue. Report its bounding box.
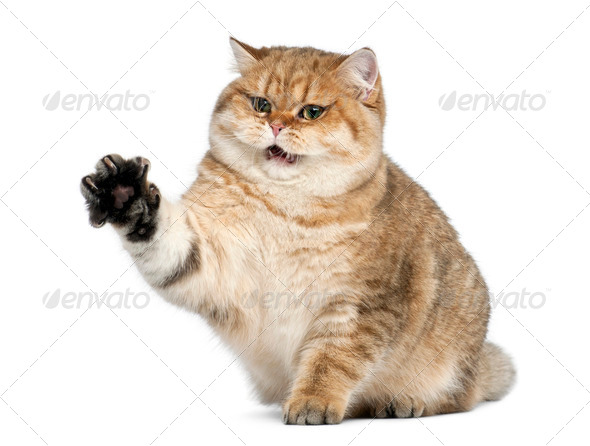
[267,145,297,164]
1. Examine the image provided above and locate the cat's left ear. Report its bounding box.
[337,48,379,101]
[229,37,261,75]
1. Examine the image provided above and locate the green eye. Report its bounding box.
[301,105,324,120]
[252,97,271,113]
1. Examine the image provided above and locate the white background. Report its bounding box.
[1,1,589,445]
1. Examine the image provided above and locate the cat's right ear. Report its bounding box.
[229,38,260,75]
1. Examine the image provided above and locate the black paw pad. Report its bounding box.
[81,154,160,238]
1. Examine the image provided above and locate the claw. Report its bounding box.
[89,209,108,228]
[103,156,118,173]
[84,176,98,191]
[137,157,150,179]
[91,218,106,228]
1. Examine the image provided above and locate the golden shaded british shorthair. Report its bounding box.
[81,38,515,424]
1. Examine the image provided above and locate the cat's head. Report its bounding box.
[209,38,385,196]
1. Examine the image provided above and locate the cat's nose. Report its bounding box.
[270,123,285,138]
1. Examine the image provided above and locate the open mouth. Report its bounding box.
[267,145,300,164]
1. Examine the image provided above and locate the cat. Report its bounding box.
[80,38,515,424]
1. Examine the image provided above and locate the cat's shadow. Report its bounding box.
[243,406,282,423]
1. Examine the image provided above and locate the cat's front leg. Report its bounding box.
[80,154,161,240]
[283,336,375,425]
[80,154,200,293]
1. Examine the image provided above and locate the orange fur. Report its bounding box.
[81,38,515,424]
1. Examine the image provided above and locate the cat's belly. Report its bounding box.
[217,253,352,404]
[207,209,367,403]
[240,265,361,401]
[237,302,315,403]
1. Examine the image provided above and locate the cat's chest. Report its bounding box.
[245,209,357,294]
[200,181,365,294]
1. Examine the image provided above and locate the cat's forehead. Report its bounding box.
[243,48,343,106]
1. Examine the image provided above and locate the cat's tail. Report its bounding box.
[478,341,516,401]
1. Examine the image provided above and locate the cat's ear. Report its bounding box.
[337,48,379,100]
[229,38,261,75]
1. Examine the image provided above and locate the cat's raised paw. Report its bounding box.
[80,154,160,235]
[283,395,345,425]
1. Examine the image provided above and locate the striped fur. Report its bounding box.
[81,39,515,424]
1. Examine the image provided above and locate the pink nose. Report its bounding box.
[271,123,285,138]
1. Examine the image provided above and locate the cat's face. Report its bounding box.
[209,39,385,196]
